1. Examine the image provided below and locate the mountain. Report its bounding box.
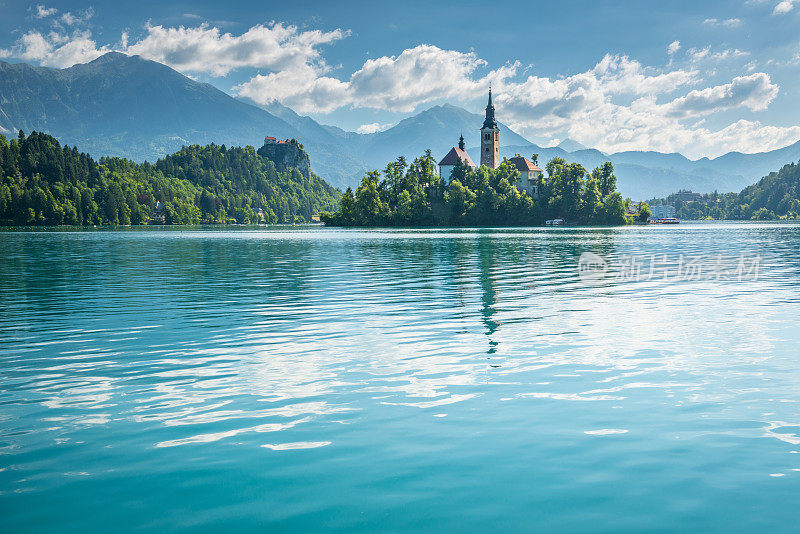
[496,141,797,199]
[354,104,531,168]
[2,52,799,197]
[0,52,301,163]
[557,138,589,152]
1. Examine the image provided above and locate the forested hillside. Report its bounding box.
[650,161,800,220]
[0,131,339,225]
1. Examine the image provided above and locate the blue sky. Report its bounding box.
[1,0,799,157]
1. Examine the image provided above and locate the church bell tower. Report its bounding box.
[480,88,500,168]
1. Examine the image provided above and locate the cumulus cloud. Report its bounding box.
[773,0,797,14]
[1,21,347,78]
[125,23,348,77]
[235,64,349,113]
[236,44,517,113]
[356,122,393,134]
[1,17,796,158]
[487,61,789,158]
[35,5,57,18]
[1,29,110,68]
[59,8,94,26]
[665,73,778,117]
[667,40,681,56]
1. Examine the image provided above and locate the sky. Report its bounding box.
[1,0,800,158]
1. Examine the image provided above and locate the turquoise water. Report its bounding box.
[1,223,800,532]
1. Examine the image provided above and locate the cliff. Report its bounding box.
[257,139,311,179]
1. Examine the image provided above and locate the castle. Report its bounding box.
[438,89,544,197]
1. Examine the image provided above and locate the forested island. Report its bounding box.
[0,131,339,226]
[648,161,800,220]
[321,152,629,226]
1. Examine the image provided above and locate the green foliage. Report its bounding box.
[636,202,651,223]
[648,161,800,220]
[322,152,626,227]
[0,131,339,226]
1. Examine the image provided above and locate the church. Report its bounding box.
[438,89,544,197]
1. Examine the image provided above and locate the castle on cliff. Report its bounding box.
[438,89,544,197]
[258,137,310,179]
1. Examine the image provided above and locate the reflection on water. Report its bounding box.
[1,224,800,531]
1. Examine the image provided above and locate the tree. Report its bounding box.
[637,202,651,222]
[594,162,617,196]
[582,174,602,220]
[355,171,389,225]
[445,179,476,223]
[600,193,627,225]
[546,157,566,178]
[449,157,469,185]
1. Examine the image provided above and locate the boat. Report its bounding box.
[545,218,565,226]
[648,217,679,224]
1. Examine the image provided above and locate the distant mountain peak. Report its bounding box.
[89,51,128,62]
[557,138,589,152]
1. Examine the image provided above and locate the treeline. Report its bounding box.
[0,131,340,226]
[321,151,628,226]
[649,161,800,220]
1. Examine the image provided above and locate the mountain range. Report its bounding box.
[1,52,799,199]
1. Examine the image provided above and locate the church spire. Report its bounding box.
[482,87,498,129]
[458,132,465,151]
[480,86,500,168]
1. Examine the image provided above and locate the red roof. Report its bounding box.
[508,156,543,173]
[265,136,277,141]
[438,147,475,167]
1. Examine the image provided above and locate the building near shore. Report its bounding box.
[675,190,702,202]
[438,134,476,180]
[508,155,544,198]
[651,204,676,218]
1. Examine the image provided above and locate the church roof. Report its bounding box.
[439,146,475,167]
[508,156,543,173]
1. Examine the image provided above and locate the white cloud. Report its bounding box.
[1,30,110,68]
[1,21,348,81]
[1,18,796,158]
[665,73,778,117]
[356,122,392,134]
[348,45,512,112]
[236,44,517,113]
[124,23,348,77]
[59,8,94,26]
[688,46,749,62]
[773,0,796,14]
[35,5,57,18]
[703,18,742,27]
[667,40,681,56]
[235,64,349,113]
[486,60,791,159]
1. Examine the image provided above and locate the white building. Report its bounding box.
[651,204,676,218]
[438,134,476,180]
[508,155,544,197]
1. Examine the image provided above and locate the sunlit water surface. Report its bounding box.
[2,223,800,531]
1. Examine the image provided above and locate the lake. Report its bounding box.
[1,223,800,532]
